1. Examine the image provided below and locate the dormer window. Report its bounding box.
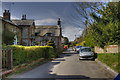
[45,33,53,36]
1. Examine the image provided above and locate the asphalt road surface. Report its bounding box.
[8,48,114,79]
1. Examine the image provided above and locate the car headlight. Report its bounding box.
[90,52,93,55]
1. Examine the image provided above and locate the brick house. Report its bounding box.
[35,18,62,48]
[12,15,35,46]
[1,10,63,47]
[1,10,21,45]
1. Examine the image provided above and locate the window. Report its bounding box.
[14,28,16,33]
[45,33,53,36]
[81,48,91,52]
[22,27,28,38]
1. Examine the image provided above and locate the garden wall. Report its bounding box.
[95,45,119,53]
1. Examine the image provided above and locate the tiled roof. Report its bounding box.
[12,19,34,26]
[35,25,61,37]
[0,16,18,27]
[36,25,60,29]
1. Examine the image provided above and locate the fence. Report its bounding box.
[2,49,12,70]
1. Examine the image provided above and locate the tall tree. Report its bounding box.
[85,2,119,48]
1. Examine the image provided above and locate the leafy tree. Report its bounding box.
[84,2,119,48]
[2,26,15,45]
[63,37,69,45]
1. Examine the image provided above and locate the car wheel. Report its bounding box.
[92,58,95,61]
[79,57,81,60]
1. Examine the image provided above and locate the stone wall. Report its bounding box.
[95,46,105,53]
[95,45,119,53]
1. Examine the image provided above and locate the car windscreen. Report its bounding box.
[81,48,91,52]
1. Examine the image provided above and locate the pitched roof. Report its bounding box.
[0,16,18,27]
[36,25,60,29]
[12,19,34,26]
[35,25,61,37]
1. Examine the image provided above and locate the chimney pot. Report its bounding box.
[5,10,7,12]
[22,14,26,20]
[57,18,61,26]
[3,9,10,20]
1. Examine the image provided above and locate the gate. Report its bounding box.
[2,49,13,70]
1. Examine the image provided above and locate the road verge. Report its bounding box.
[95,59,118,77]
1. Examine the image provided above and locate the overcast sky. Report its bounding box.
[1,2,86,41]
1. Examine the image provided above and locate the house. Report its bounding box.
[1,10,21,45]
[1,9,63,47]
[35,18,62,48]
[12,14,35,46]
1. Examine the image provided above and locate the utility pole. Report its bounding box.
[75,34,76,41]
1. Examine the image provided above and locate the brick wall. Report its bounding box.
[95,45,119,53]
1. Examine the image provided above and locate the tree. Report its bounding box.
[74,2,104,27]
[63,37,69,45]
[84,2,119,48]
[2,26,15,45]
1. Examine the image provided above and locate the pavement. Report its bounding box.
[7,48,115,79]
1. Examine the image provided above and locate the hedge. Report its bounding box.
[7,45,55,66]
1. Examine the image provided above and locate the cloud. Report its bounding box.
[35,18,57,25]
[62,25,84,41]
[11,15,20,19]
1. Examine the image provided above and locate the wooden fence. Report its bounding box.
[2,49,13,70]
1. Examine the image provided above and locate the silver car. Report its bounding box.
[79,47,95,60]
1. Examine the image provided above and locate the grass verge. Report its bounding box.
[97,53,120,73]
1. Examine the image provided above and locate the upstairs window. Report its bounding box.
[45,33,53,36]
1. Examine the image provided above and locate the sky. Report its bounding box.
[1,2,86,41]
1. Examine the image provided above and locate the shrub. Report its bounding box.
[8,45,55,66]
[47,39,56,48]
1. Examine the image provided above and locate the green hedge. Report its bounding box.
[8,45,55,66]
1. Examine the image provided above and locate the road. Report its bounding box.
[8,48,114,79]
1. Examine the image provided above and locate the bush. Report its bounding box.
[47,39,56,48]
[8,45,55,66]
[76,41,85,47]
[2,26,15,45]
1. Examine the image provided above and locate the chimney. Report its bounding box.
[57,18,61,26]
[57,18,62,36]
[21,14,26,20]
[3,10,11,20]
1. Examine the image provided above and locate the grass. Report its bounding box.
[97,53,120,73]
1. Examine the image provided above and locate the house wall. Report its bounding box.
[35,36,59,48]
[2,20,21,45]
[21,25,35,46]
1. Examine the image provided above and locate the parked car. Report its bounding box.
[64,45,68,50]
[76,46,82,53]
[79,47,95,60]
[73,46,76,51]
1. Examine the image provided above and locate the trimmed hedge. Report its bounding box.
[8,45,55,66]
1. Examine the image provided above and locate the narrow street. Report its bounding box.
[9,49,114,79]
